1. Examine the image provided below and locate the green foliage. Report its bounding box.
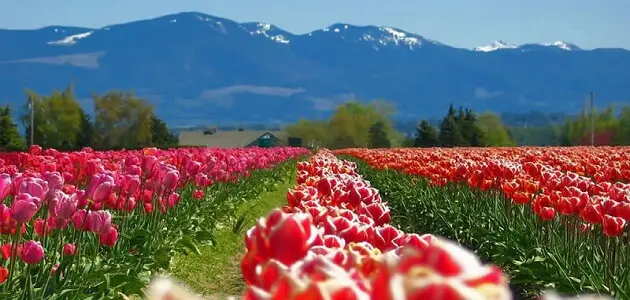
[401,137,415,147]
[509,125,562,146]
[368,121,391,148]
[75,107,93,149]
[151,115,179,147]
[22,85,83,150]
[478,112,516,146]
[438,105,465,147]
[328,132,358,150]
[612,106,630,145]
[92,91,154,149]
[346,159,629,299]
[459,109,485,146]
[0,105,26,151]
[414,120,438,147]
[284,119,329,149]
[558,104,630,146]
[285,100,402,149]
[15,84,180,151]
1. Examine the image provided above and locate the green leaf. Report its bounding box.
[195,230,215,243]
[177,237,201,255]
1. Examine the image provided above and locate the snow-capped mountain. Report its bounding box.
[474,40,582,52]
[474,41,519,52]
[0,12,628,125]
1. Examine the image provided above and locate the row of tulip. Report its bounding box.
[240,149,520,299]
[335,148,628,298]
[0,145,309,299]
[335,148,629,238]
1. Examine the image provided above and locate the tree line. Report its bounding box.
[0,85,178,152]
[559,105,630,146]
[285,101,516,149]
[285,101,400,150]
[407,104,515,148]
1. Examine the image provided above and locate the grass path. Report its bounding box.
[169,176,295,298]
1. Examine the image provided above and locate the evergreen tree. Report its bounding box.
[414,120,438,147]
[151,115,179,147]
[461,109,485,146]
[75,108,93,149]
[368,121,391,148]
[0,105,26,151]
[438,105,465,147]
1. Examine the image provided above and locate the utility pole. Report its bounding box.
[29,95,34,146]
[590,92,595,147]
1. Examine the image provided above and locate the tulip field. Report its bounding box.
[1,145,625,299]
[335,147,630,299]
[0,145,309,299]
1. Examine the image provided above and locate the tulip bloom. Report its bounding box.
[21,240,44,264]
[0,173,11,201]
[0,267,8,284]
[100,226,119,247]
[85,173,115,203]
[63,243,77,256]
[87,210,113,234]
[10,194,40,223]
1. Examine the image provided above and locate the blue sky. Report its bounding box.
[1,0,628,49]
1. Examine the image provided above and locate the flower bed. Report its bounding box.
[240,150,514,299]
[0,145,309,298]
[335,147,628,298]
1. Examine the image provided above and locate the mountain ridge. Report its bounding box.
[0,11,629,126]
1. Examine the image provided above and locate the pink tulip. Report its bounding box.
[43,171,64,191]
[87,210,112,234]
[21,240,44,264]
[85,173,115,203]
[53,192,78,220]
[121,174,141,196]
[10,194,40,223]
[18,177,48,200]
[161,169,180,190]
[0,173,11,201]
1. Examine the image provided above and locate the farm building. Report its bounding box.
[177,129,292,148]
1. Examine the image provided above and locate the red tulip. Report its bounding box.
[63,243,77,256]
[539,207,556,221]
[0,266,8,284]
[602,215,626,237]
[99,226,119,247]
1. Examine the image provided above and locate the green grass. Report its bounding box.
[169,177,295,298]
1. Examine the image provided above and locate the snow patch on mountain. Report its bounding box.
[47,31,93,46]
[540,41,578,50]
[245,23,290,44]
[474,41,518,52]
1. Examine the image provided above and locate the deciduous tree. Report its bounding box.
[22,85,82,149]
[92,91,154,149]
[478,112,515,147]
